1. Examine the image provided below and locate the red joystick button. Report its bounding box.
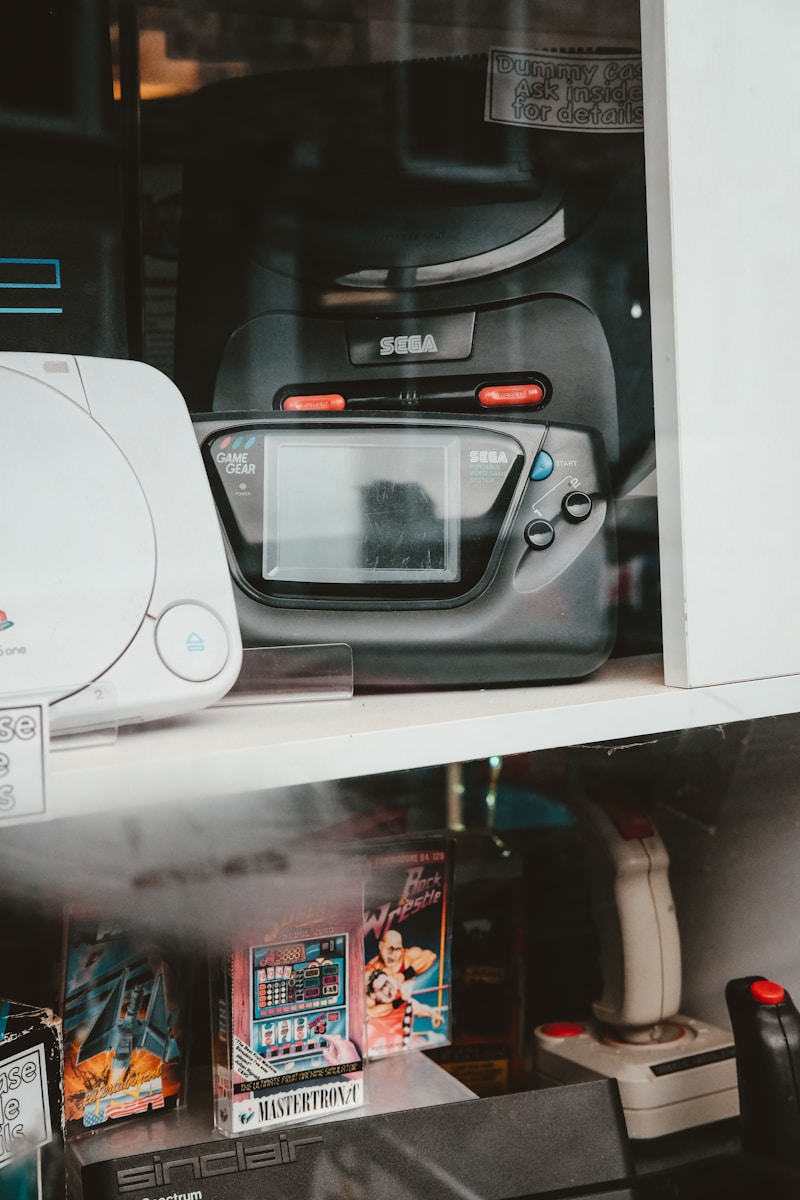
[541,1021,585,1038]
[750,979,785,1005]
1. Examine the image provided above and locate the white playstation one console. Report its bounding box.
[0,353,243,734]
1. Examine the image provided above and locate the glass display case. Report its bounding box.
[2,2,800,1196]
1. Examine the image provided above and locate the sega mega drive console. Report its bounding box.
[175,55,653,487]
[193,411,616,690]
[0,353,242,734]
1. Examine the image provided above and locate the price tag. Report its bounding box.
[0,704,47,820]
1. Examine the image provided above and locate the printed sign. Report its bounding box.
[0,1043,52,1166]
[485,48,644,132]
[0,705,46,820]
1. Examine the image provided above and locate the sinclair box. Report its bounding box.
[362,835,454,1058]
[61,914,189,1137]
[210,866,367,1135]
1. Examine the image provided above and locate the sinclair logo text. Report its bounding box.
[115,1133,323,1193]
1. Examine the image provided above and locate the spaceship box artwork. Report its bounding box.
[61,914,188,1136]
[362,835,454,1059]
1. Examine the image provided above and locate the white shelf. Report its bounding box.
[38,654,800,825]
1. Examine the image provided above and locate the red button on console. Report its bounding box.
[282,394,346,411]
[541,1021,585,1038]
[750,980,785,1005]
[478,383,545,408]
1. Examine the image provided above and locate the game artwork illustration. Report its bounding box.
[62,914,187,1136]
[211,873,366,1135]
[362,836,453,1058]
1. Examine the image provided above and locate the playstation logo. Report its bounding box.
[0,609,13,632]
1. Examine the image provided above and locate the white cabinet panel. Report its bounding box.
[642,0,800,686]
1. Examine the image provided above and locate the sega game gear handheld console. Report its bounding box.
[194,412,615,689]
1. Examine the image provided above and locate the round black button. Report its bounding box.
[562,491,592,523]
[524,519,555,550]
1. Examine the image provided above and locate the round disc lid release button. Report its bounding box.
[156,603,231,682]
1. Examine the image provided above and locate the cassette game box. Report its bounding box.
[362,835,454,1058]
[61,914,189,1137]
[210,870,367,1135]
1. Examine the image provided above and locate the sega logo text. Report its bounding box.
[379,335,438,356]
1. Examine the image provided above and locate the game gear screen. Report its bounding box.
[251,934,349,1067]
[263,436,461,586]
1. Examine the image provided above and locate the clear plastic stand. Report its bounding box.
[0,687,120,824]
[217,643,355,705]
[49,682,120,751]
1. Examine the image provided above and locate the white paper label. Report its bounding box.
[0,705,46,820]
[232,1034,277,1082]
[0,1043,52,1165]
[485,48,644,132]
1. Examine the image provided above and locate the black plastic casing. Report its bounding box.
[80,1079,635,1200]
[194,413,616,691]
[175,57,652,486]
